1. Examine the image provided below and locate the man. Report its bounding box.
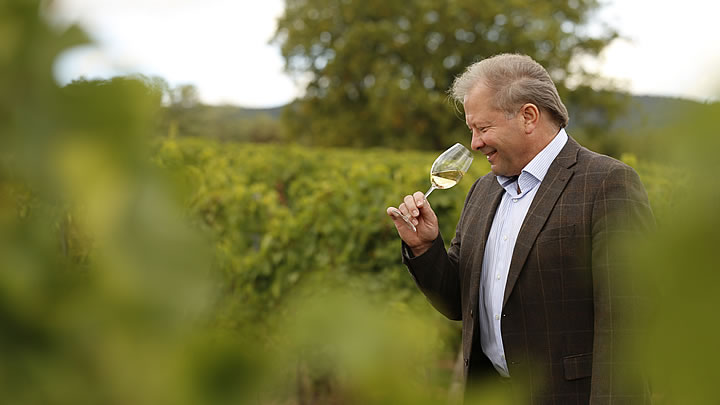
[387,54,654,404]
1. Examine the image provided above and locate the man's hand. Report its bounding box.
[386,191,439,256]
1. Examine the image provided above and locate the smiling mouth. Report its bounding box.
[486,151,496,161]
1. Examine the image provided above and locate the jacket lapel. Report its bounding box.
[468,177,504,307]
[502,137,580,307]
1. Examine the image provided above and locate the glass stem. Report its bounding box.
[424,186,436,198]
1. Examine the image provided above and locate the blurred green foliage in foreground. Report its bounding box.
[0,2,461,403]
[626,100,720,405]
[2,1,719,404]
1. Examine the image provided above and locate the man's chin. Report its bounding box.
[490,166,506,176]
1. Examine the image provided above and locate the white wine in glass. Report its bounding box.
[429,169,465,192]
[390,143,473,232]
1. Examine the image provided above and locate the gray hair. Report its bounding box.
[450,54,569,128]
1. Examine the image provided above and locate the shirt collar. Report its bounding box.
[496,128,569,193]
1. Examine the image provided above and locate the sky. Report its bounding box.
[50,0,720,108]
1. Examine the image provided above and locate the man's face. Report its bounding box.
[464,84,531,177]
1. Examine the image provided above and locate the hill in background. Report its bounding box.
[161,104,284,143]
[611,95,707,131]
[225,105,284,119]
[236,94,706,132]
[162,94,711,155]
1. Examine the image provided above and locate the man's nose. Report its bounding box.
[471,133,484,151]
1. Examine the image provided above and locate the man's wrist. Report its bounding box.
[409,241,433,257]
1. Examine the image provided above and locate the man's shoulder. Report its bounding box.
[575,144,636,174]
[571,145,647,196]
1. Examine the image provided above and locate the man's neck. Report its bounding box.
[530,124,561,157]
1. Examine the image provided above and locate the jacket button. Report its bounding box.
[464,358,469,367]
[470,309,474,317]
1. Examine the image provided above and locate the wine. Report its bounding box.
[390,143,473,233]
[430,169,464,189]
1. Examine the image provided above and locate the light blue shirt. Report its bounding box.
[479,128,568,377]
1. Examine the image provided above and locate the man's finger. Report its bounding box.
[403,194,419,217]
[413,191,425,208]
[387,207,417,232]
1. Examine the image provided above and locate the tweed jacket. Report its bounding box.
[403,137,654,404]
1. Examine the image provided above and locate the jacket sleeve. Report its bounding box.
[400,179,481,321]
[402,233,462,320]
[590,163,655,403]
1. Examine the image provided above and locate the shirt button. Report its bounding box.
[512,198,518,203]
[496,274,501,280]
[495,314,500,320]
[501,355,505,360]
[503,235,508,241]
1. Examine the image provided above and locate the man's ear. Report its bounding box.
[520,103,540,134]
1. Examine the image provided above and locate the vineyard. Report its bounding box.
[155,138,488,310]
[3,1,715,403]
[0,100,696,404]
[153,136,676,313]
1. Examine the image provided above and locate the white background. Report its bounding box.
[51,0,720,107]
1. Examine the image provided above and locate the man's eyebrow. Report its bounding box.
[468,119,492,127]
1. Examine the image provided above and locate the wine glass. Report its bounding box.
[389,143,474,232]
